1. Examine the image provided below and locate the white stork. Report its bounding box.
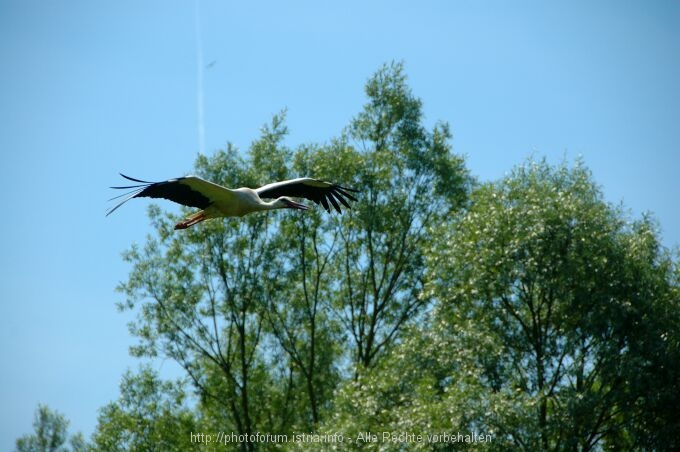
[107,174,358,229]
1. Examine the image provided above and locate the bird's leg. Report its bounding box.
[174,211,207,230]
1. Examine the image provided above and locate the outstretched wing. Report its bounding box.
[255,177,358,213]
[106,174,232,216]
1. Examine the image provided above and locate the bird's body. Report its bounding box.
[108,174,357,229]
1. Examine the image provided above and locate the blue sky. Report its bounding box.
[1,0,678,448]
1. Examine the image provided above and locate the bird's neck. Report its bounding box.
[261,199,287,210]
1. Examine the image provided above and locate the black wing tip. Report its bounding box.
[107,173,155,216]
[333,186,358,202]
[315,184,358,214]
[335,184,359,192]
[105,191,140,217]
[327,192,342,213]
[321,182,359,213]
[119,173,154,184]
[330,190,351,210]
[110,173,156,190]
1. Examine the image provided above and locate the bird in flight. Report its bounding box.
[107,174,358,229]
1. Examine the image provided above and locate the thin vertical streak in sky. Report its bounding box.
[195,0,205,154]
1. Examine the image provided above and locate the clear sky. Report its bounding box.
[1,0,678,448]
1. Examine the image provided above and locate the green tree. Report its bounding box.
[319,319,493,451]
[607,219,680,450]
[334,61,469,372]
[117,141,290,450]
[92,367,197,451]
[425,158,680,450]
[324,158,680,450]
[252,120,343,429]
[16,404,87,452]
[116,113,349,445]
[264,192,342,427]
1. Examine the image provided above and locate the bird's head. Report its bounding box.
[275,196,310,211]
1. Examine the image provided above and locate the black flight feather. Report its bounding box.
[257,181,358,214]
[106,174,211,216]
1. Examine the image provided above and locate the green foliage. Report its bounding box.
[15,404,87,452]
[116,123,297,448]
[325,158,679,451]
[423,158,680,450]
[92,367,197,451]
[336,61,470,371]
[320,320,494,451]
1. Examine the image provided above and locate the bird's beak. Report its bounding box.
[282,198,310,210]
